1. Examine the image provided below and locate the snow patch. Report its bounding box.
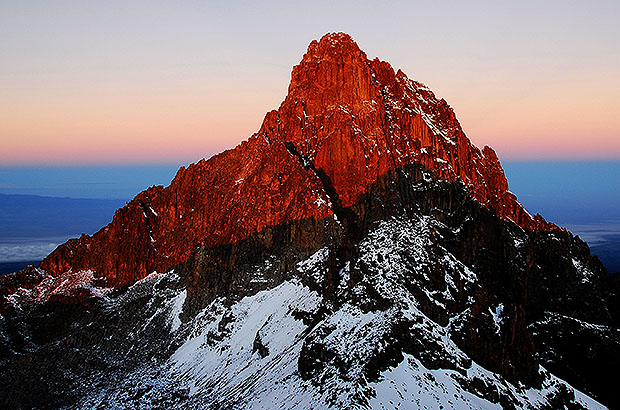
[169,290,187,332]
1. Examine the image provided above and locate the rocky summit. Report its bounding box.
[1,33,619,409]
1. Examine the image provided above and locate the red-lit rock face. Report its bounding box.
[40,32,553,288]
[41,137,332,287]
[261,32,547,229]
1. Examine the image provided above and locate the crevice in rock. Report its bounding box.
[283,141,360,293]
[283,141,361,242]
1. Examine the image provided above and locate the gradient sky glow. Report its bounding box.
[1,1,619,165]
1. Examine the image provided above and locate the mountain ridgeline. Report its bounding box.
[1,33,618,409]
[39,32,554,289]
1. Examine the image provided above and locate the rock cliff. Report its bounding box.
[39,32,553,289]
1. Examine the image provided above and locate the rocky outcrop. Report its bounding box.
[36,32,554,291]
[40,137,332,288]
[0,266,44,298]
[261,33,550,229]
[0,266,46,315]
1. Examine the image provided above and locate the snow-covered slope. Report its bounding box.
[65,214,606,409]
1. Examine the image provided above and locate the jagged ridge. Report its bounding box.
[39,32,553,290]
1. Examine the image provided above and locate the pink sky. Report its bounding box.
[1,1,619,165]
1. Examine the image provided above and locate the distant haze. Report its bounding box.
[1,1,619,165]
[502,161,620,225]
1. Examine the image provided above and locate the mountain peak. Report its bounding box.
[39,32,555,288]
[2,33,615,410]
[306,32,364,59]
[287,32,372,108]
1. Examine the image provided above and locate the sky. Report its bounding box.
[1,1,619,166]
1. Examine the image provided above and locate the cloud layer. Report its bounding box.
[0,239,62,262]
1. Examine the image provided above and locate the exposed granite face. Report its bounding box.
[39,137,332,288]
[262,32,550,229]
